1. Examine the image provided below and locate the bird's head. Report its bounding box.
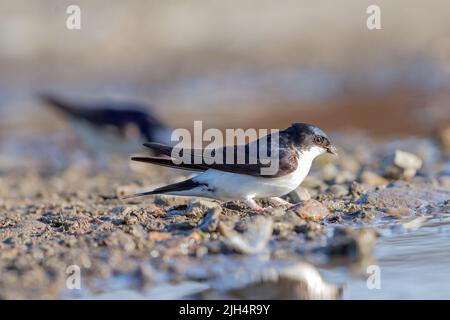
[285,123,337,157]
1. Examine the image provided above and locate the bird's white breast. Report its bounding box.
[192,146,325,200]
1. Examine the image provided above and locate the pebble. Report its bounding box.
[366,180,450,209]
[381,150,423,179]
[294,221,324,239]
[197,206,221,232]
[301,176,328,191]
[289,199,330,221]
[154,194,191,206]
[385,207,413,219]
[334,171,356,185]
[287,187,311,203]
[402,216,428,229]
[350,181,368,196]
[221,216,273,255]
[195,246,208,257]
[321,164,339,181]
[360,171,389,186]
[327,185,349,197]
[326,227,377,260]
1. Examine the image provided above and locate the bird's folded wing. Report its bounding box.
[139,142,297,178]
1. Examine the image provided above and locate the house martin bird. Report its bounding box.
[39,93,172,155]
[125,123,337,211]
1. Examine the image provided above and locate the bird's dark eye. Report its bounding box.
[314,136,325,144]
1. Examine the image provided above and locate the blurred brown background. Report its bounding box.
[1,0,450,137]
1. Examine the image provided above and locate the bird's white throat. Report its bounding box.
[298,145,326,164]
[281,146,325,190]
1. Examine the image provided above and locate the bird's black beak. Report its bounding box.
[326,145,338,156]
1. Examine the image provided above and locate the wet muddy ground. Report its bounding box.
[0,130,449,299]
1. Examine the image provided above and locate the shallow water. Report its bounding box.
[322,213,450,299]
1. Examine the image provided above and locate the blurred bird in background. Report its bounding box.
[39,93,173,169]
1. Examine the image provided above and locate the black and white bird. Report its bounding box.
[125,123,337,211]
[40,93,172,155]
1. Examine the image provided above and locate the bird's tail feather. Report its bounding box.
[122,190,160,199]
[122,178,201,199]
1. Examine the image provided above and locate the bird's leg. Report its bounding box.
[269,197,292,208]
[245,197,263,212]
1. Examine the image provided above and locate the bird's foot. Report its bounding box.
[245,198,264,212]
[254,206,274,213]
[245,198,277,213]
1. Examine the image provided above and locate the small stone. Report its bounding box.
[124,214,139,225]
[307,188,319,198]
[326,227,377,260]
[263,206,287,217]
[360,171,389,186]
[321,164,339,180]
[188,199,221,210]
[402,216,428,229]
[188,231,203,241]
[154,194,191,206]
[148,231,171,241]
[294,224,307,234]
[327,185,349,197]
[272,222,294,237]
[222,216,273,255]
[301,176,328,191]
[195,246,208,257]
[294,221,324,239]
[286,187,311,203]
[123,224,146,238]
[326,213,343,223]
[385,207,413,219]
[185,199,220,218]
[150,250,160,258]
[122,207,148,225]
[366,180,450,209]
[381,150,423,179]
[167,221,197,231]
[334,171,356,185]
[284,210,305,225]
[197,206,221,232]
[63,236,78,247]
[350,181,368,197]
[289,199,330,221]
[3,237,15,245]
